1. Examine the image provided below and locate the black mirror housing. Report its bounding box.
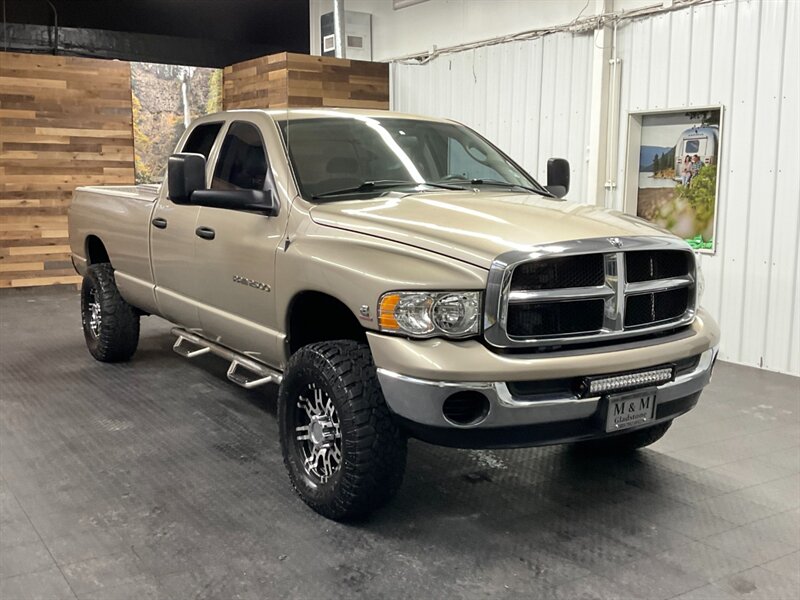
[191,189,279,216]
[168,153,206,204]
[545,157,570,198]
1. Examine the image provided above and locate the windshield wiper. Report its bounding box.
[313,179,464,199]
[443,178,546,195]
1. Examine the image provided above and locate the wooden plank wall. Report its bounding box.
[224,52,389,110]
[0,52,135,288]
[0,50,386,288]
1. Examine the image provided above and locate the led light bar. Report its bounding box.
[586,367,674,395]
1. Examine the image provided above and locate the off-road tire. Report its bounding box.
[572,420,673,454]
[278,340,407,521]
[81,263,140,362]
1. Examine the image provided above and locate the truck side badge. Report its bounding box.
[233,275,270,292]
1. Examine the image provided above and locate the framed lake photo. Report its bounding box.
[624,107,723,254]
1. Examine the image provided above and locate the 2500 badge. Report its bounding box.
[232,275,270,292]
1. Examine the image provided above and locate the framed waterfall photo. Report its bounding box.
[130,62,223,184]
[623,106,723,254]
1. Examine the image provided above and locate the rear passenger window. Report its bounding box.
[212,122,268,191]
[181,122,222,159]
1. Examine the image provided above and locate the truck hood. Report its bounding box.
[308,191,671,269]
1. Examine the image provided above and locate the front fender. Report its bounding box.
[275,220,488,335]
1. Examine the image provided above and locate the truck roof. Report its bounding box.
[204,107,454,123]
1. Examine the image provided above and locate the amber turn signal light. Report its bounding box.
[378,293,401,330]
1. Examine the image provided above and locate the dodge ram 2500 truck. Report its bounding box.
[68,109,719,520]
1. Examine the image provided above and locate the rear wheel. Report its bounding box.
[572,420,673,454]
[278,340,407,521]
[81,263,140,362]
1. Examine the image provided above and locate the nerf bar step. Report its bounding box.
[171,328,282,389]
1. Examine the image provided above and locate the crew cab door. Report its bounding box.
[192,118,287,366]
[150,121,224,329]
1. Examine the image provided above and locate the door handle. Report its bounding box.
[151,217,168,229]
[195,226,215,240]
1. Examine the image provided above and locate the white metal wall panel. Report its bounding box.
[765,2,800,375]
[612,0,799,375]
[392,31,595,202]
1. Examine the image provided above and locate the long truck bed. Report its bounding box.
[68,184,161,313]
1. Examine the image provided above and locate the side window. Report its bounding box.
[181,122,222,159]
[212,122,268,191]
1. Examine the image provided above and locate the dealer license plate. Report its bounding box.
[605,390,656,433]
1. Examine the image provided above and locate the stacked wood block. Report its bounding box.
[224,52,389,110]
[0,52,135,288]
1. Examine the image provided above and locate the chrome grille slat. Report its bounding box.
[508,285,614,303]
[483,237,697,349]
[625,275,694,295]
[603,251,625,332]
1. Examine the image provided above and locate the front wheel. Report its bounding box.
[278,341,407,521]
[572,420,673,454]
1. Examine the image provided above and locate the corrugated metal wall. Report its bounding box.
[392,31,595,202]
[610,0,799,375]
[392,0,799,376]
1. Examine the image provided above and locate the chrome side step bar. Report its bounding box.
[171,328,282,389]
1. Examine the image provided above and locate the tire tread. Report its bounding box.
[82,263,140,362]
[279,340,407,520]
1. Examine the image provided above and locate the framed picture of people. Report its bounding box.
[623,106,723,254]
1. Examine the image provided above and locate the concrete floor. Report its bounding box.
[0,288,798,600]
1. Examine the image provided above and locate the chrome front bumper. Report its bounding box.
[377,347,718,446]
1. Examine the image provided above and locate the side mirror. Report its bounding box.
[168,153,206,204]
[545,158,570,198]
[191,189,279,216]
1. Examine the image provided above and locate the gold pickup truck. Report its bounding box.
[68,109,720,520]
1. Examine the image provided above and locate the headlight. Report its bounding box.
[378,291,481,338]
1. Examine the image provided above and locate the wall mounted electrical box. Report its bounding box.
[320,10,372,61]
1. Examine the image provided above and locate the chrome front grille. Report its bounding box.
[484,237,697,349]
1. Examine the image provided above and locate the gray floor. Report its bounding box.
[0,288,798,600]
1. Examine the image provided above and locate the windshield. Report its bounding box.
[277,116,546,200]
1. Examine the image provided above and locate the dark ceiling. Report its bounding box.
[1,0,310,65]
